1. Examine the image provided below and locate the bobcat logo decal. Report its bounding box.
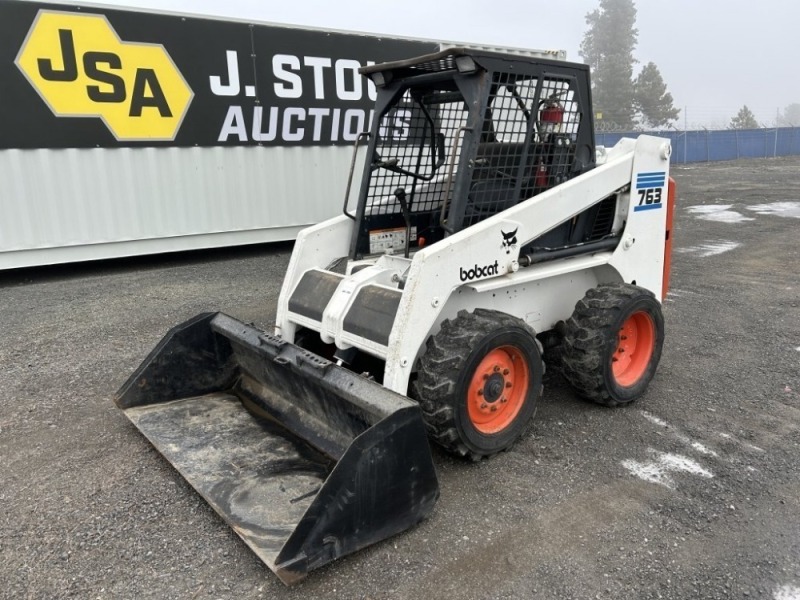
[501,228,518,254]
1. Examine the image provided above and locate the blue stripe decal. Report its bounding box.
[633,203,663,212]
[636,170,666,190]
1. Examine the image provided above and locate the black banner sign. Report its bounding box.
[0,0,437,149]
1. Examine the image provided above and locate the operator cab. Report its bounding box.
[348,48,612,261]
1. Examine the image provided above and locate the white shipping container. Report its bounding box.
[0,0,564,269]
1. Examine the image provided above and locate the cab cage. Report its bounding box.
[349,48,597,259]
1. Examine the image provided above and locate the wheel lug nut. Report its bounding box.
[481,403,488,409]
[500,397,508,403]
[478,389,484,396]
[612,357,619,363]
[503,368,510,375]
[483,374,489,380]
[618,348,625,353]
[620,335,628,340]
[505,382,512,388]
[493,366,500,373]
[490,405,498,412]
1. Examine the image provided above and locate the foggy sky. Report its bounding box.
[47,0,800,128]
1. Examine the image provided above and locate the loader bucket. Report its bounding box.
[114,312,439,585]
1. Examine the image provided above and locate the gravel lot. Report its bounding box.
[2,157,799,600]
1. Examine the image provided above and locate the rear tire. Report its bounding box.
[412,309,544,460]
[562,283,664,407]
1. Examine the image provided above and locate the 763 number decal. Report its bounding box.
[633,171,666,212]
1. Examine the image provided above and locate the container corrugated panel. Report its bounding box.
[0,146,362,269]
[0,1,570,270]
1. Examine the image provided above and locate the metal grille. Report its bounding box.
[463,73,582,227]
[365,90,469,219]
[360,65,586,251]
[588,196,618,241]
[405,55,457,74]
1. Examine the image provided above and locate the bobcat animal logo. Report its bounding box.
[501,228,518,254]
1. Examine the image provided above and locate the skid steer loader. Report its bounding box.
[116,48,675,585]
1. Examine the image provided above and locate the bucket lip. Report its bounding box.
[122,393,438,587]
[121,392,323,574]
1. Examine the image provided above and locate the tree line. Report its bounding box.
[580,1,796,131]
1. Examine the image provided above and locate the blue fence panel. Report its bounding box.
[707,130,736,162]
[776,127,800,155]
[739,129,766,159]
[594,127,800,164]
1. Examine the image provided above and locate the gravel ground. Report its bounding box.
[1,157,799,600]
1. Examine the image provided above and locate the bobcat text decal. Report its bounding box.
[460,260,500,282]
[15,10,193,141]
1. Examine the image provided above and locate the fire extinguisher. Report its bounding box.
[535,94,565,190]
[539,96,565,137]
[534,160,549,190]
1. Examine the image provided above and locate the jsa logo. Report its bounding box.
[15,10,193,141]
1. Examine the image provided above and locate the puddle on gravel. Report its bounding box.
[687,204,754,223]
[745,201,800,218]
[676,240,741,257]
[690,442,718,457]
[640,411,668,427]
[774,585,800,600]
[622,450,713,489]
[640,412,720,457]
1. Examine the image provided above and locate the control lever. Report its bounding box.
[394,187,412,258]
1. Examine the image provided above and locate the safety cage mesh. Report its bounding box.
[359,68,584,255]
[464,72,582,227]
[365,89,469,219]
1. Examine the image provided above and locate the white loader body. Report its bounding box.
[276,135,672,395]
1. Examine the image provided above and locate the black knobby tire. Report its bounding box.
[562,283,665,407]
[411,309,544,460]
[537,322,566,379]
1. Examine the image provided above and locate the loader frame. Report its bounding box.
[276,50,673,398]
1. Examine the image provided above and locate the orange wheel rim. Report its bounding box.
[467,346,529,434]
[612,311,656,387]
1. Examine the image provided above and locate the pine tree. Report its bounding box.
[634,62,680,128]
[729,105,759,129]
[776,103,800,127]
[580,0,638,130]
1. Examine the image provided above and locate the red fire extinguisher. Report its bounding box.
[536,95,565,189]
[534,160,549,189]
[539,97,564,136]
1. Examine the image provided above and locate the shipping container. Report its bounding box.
[0,0,564,269]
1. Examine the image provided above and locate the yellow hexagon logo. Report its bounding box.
[15,10,193,142]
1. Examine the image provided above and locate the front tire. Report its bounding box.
[412,309,544,460]
[562,283,665,406]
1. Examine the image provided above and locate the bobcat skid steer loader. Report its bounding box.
[115,48,675,585]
